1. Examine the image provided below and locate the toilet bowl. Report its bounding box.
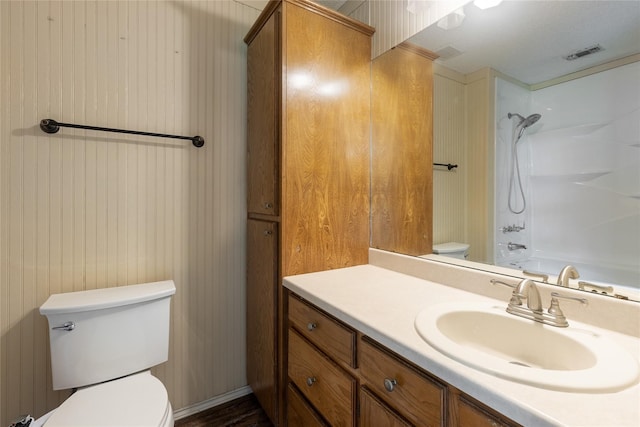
[432,242,470,259]
[43,371,173,427]
[38,280,176,427]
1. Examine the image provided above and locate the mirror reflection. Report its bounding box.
[404,1,640,294]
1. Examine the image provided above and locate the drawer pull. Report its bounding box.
[384,378,398,392]
[306,376,317,387]
[307,322,317,331]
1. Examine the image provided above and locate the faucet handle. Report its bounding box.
[550,292,588,306]
[548,292,588,316]
[546,292,586,327]
[490,279,516,288]
[522,270,549,283]
[490,279,522,306]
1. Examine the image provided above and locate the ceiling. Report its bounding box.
[408,1,640,85]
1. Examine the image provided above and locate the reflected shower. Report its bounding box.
[508,112,542,139]
[507,112,542,214]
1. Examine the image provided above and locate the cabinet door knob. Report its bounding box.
[384,378,397,392]
[264,202,273,209]
[307,322,317,331]
[263,230,273,236]
[306,377,317,387]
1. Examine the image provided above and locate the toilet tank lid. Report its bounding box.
[39,280,176,316]
[433,242,470,253]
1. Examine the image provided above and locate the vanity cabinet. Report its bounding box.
[286,293,521,427]
[245,1,374,424]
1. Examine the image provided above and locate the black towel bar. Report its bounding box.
[434,162,458,170]
[40,119,205,147]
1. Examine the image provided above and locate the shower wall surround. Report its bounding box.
[0,1,259,425]
[495,61,640,287]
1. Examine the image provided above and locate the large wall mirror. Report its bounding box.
[374,0,640,299]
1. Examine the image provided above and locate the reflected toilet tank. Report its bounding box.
[433,242,470,259]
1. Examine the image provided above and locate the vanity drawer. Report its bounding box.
[288,329,356,427]
[360,386,411,427]
[287,383,328,427]
[359,336,446,427]
[288,294,356,367]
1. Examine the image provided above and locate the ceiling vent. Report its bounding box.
[564,44,604,61]
[435,45,463,61]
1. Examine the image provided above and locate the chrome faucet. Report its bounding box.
[509,279,542,313]
[491,277,587,327]
[507,242,527,251]
[557,265,579,287]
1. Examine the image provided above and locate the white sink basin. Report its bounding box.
[414,302,640,392]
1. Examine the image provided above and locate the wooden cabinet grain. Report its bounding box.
[245,1,374,424]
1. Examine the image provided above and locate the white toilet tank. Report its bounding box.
[432,242,470,259]
[40,280,176,390]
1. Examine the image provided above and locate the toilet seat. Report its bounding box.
[44,371,173,427]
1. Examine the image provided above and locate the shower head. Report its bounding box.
[509,112,542,140]
[522,113,541,128]
[508,112,542,129]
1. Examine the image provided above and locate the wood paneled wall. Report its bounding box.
[432,69,467,248]
[0,1,259,425]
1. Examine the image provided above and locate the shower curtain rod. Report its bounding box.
[433,162,458,171]
[39,119,205,147]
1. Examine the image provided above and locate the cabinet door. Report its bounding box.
[247,10,279,216]
[452,391,521,427]
[246,219,278,421]
[360,387,411,427]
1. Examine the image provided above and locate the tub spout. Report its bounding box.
[507,242,527,251]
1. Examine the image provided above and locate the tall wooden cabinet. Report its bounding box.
[244,1,374,424]
[371,43,438,256]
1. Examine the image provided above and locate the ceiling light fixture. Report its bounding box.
[437,7,466,30]
[473,0,503,10]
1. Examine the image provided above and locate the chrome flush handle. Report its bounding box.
[51,321,75,331]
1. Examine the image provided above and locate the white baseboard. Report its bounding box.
[173,385,253,420]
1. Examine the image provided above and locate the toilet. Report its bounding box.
[38,280,176,427]
[432,242,470,260]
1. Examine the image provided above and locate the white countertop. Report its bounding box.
[283,264,640,427]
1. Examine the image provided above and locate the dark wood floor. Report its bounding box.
[175,394,273,427]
